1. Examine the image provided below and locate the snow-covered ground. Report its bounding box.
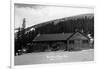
[14,49,94,65]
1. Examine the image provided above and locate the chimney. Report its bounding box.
[75,29,78,32]
[81,29,84,33]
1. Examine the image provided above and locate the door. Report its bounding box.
[74,39,81,50]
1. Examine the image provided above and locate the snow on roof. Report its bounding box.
[33,33,72,41]
[33,32,89,42]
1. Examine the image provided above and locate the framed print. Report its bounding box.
[10,0,94,68]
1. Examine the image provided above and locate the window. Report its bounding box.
[69,40,74,44]
[83,40,88,43]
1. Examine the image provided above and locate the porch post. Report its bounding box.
[48,42,52,51]
[65,40,69,51]
[67,41,69,51]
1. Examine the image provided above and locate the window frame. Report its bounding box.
[69,40,74,44]
[82,40,88,44]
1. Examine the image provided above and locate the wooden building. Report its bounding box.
[32,32,90,51]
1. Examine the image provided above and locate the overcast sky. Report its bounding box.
[15,3,94,28]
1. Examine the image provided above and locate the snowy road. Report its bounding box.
[14,49,94,65]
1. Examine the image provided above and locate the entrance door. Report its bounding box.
[75,39,81,50]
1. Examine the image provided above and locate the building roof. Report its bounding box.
[68,32,89,40]
[33,32,89,42]
[33,33,72,41]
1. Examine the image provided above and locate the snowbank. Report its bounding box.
[15,49,94,65]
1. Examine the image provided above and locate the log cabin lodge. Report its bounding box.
[31,31,91,51]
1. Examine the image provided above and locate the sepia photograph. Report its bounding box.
[14,3,94,66]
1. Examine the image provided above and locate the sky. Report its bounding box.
[14,3,94,29]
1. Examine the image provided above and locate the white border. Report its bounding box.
[10,0,14,68]
[11,0,95,69]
